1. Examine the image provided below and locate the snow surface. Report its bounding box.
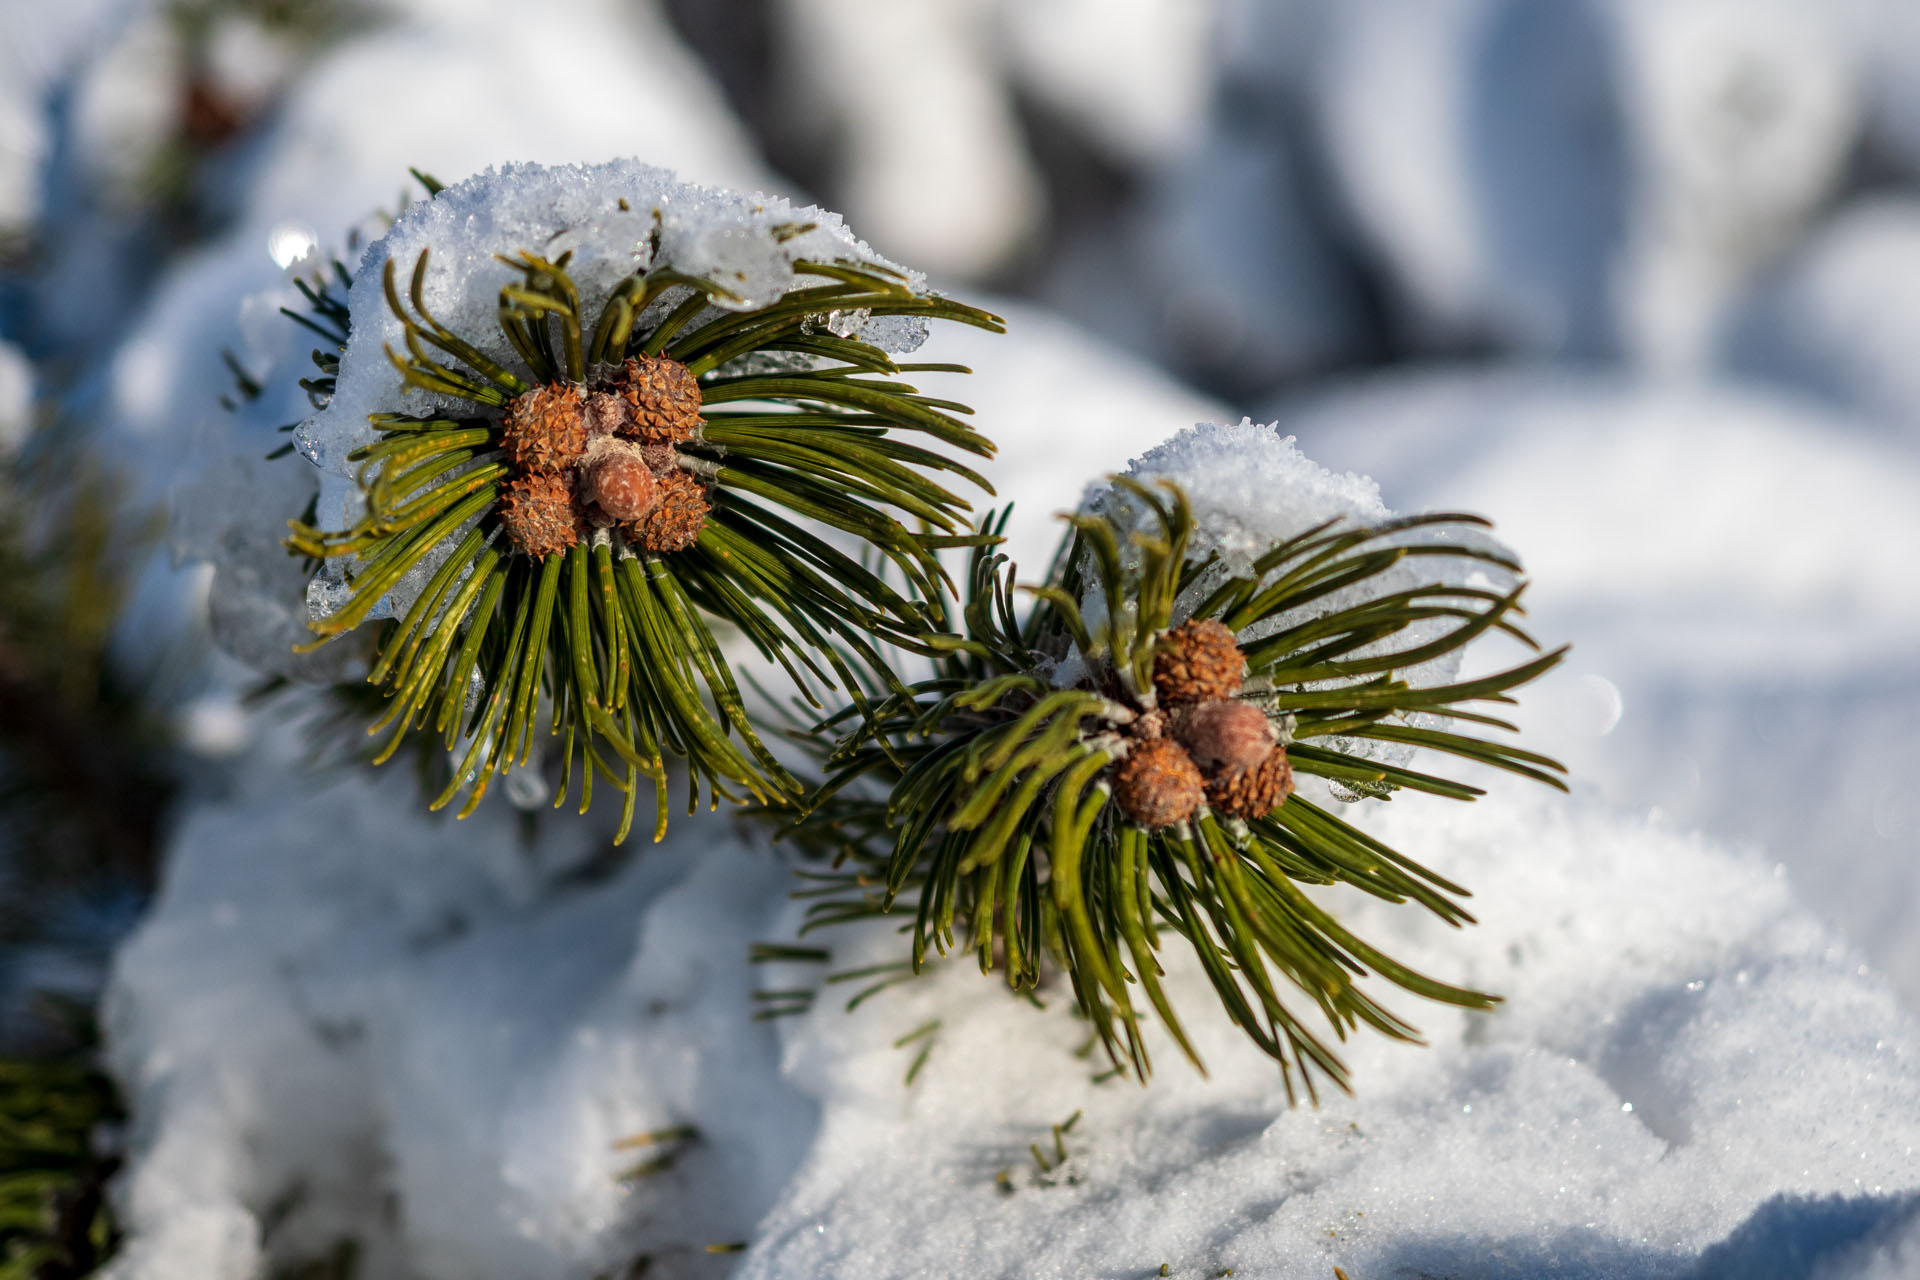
[743,789,1920,1280]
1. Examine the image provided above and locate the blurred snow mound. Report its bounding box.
[1308,0,1855,367]
[1725,197,1920,437]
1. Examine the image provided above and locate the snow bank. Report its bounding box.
[742,788,1920,1280]
[771,0,1216,279]
[102,747,812,1280]
[105,697,1920,1280]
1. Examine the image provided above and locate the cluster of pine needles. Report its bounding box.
[276,177,1566,1086]
[286,213,1003,841]
[776,485,1566,1095]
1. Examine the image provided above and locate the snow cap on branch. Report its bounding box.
[296,158,930,480]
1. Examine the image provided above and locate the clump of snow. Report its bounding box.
[1090,418,1389,569]
[296,158,927,481]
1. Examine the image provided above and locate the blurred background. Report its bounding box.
[2,0,1919,1252]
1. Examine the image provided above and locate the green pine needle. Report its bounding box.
[287,234,1004,839]
[781,484,1567,1098]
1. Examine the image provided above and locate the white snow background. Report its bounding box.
[3,0,1919,1276]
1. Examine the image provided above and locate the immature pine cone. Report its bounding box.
[499,382,590,474]
[499,471,586,558]
[1173,699,1275,774]
[583,390,628,437]
[584,452,658,523]
[622,467,710,553]
[1153,618,1244,705]
[1112,737,1205,829]
[615,355,702,444]
[1203,746,1294,821]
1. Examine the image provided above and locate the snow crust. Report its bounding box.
[743,790,1920,1280]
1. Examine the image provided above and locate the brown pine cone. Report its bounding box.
[499,471,586,558]
[1173,699,1276,774]
[1112,737,1205,829]
[499,382,590,474]
[1203,745,1294,821]
[583,390,628,437]
[621,467,710,553]
[583,452,657,523]
[614,355,702,444]
[1152,618,1244,705]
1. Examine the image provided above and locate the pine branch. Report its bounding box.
[776,484,1567,1097]
[286,206,1003,840]
[0,1005,122,1279]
